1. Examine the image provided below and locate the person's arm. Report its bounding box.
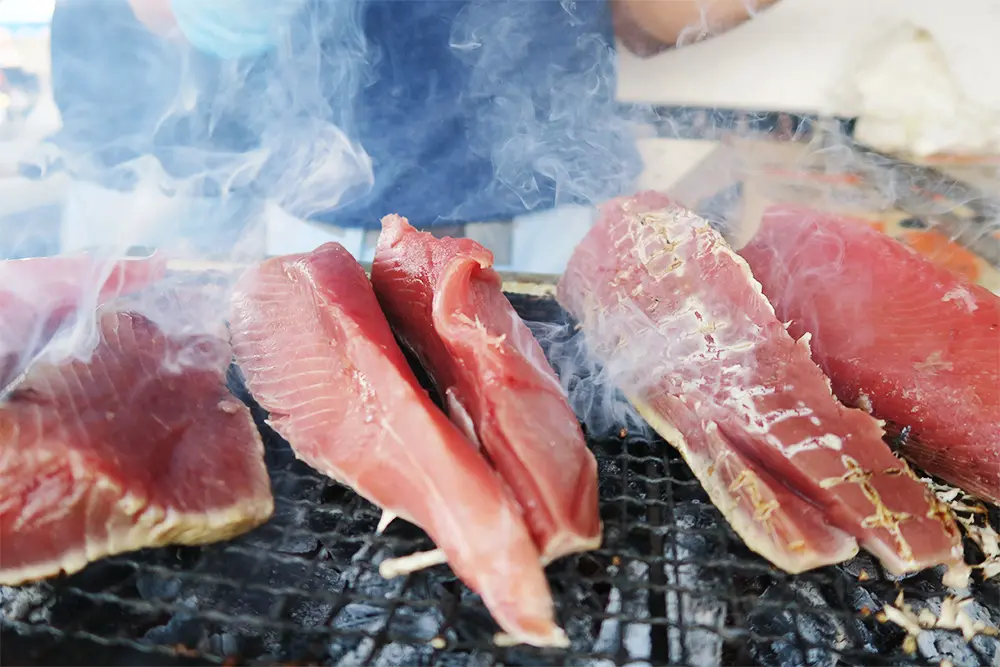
[613,0,781,56]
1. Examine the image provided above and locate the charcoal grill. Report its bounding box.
[2,291,998,667]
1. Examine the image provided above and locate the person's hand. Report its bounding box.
[613,0,782,57]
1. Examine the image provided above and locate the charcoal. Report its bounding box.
[450,588,502,644]
[371,642,436,666]
[331,601,389,634]
[665,503,727,667]
[209,631,240,657]
[6,297,999,666]
[748,581,856,667]
[839,553,881,582]
[277,532,322,556]
[332,635,377,665]
[904,596,1000,667]
[142,600,206,649]
[390,604,444,642]
[592,560,652,663]
[135,572,182,602]
[552,570,605,652]
[433,650,496,667]
[243,498,322,557]
[1,584,51,623]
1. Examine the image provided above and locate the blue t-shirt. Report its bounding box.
[50,0,643,229]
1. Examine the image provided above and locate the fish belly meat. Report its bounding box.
[0,307,273,586]
[557,192,966,580]
[0,254,167,389]
[229,242,567,648]
[739,206,1000,504]
[370,215,601,564]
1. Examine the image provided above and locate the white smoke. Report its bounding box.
[3,0,377,378]
[448,0,647,216]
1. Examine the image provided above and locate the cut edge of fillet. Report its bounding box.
[1,415,274,588]
[0,492,274,587]
[628,395,861,574]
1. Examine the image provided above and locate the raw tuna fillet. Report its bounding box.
[0,307,272,586]
[557,192,967,580]
[229,242,567,648]
[370,215,601,563]
[739,206,1000,504]
[1,253,167,389]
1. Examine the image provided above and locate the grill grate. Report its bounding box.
[2,293,999,667]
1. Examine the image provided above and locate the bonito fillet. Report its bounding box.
[0,308,273,586]
[739,206,1000,504]
[557,192,966,579]
[371,215,601,563]
[229,242,567,648]
[1,253,167,389]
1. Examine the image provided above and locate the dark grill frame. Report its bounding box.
[2,292,998,667]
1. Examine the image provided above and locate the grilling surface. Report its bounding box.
[2,293,998,667]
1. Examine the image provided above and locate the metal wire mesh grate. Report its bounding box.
[2,293,999,667]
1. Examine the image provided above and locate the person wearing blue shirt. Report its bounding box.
[48,0,777,258]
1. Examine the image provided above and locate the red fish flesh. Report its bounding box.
[739,206,1000,504]
[1,253,167,388]
[0,307,272,586]
[558,192,966,580]
[229,242,567,648]
[370,215,601,563]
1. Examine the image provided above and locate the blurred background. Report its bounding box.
[0,0,998,290]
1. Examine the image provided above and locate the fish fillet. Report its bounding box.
[739,206,1000,504]
[370,215,601,564]
[229,242,567,648]
[557,192,966,580]
[0,253,167,389]
[0,307,272,586]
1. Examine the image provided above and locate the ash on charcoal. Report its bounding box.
[209,631,240,657]
[893,595,1000,667]
[592,560,652,665]
[137,541,349,661]
[324,544,454,663]
[143,596,206,648]
[332,636,378,666]
[243,495,322,557]
[839,553,881,582]
[748,580,862,667]
[664,503,727,667]
[136,572,182,602]
[390,604,444,642]
[433,650,496,667]
[369,642,436,666]
[1,584,52,623]
[549,562,606,650]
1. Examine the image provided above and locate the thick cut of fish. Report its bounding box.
[0,254,167,389]
[739,206,1000,504]
[0,308,272,586]
[557,192,967,580]
[370,215,601,564]
[229,242,567,648]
